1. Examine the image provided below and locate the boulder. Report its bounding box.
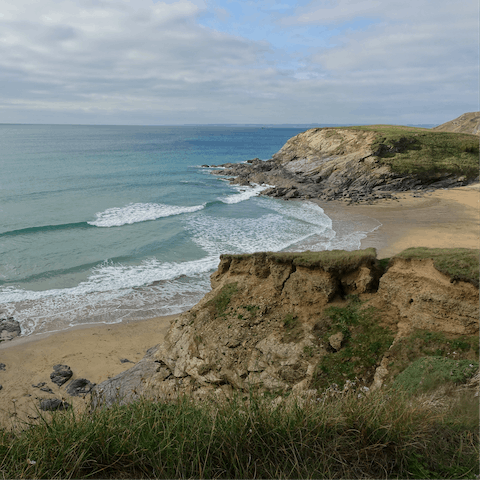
[329,332,344,351]
[39,398,70,411]
[0,317,21,341]
[66,378,96,397]
[50,364,73,386]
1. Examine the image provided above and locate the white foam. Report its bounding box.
[88,202,205,227]
[186,207,335,257]
[0,256,219,335]
[218,184,272,204]
[255,197,333,229]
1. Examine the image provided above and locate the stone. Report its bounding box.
[329,332,344,351]
[50,364,73,386]
[39,398,70,411]
[0,317,21,341]
[0,363,6,371]
[66,378,96,396]
[120,358,134,363]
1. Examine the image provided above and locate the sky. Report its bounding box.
[0,0,478,125]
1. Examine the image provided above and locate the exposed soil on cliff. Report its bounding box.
[92,248,479,407]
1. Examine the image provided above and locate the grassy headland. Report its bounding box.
[342,125,479,179]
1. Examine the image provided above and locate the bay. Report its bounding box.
[0,125,376,335]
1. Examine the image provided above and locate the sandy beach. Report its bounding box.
[0,184,478,427]
[319,184,479,258]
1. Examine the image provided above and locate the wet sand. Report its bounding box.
[318,184,479,258]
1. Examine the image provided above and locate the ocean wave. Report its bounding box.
[0,221,93,238]
[254,198,333,229]
[0,256,219,335]
[218,184,272,204]
[186,209,334,257]
[88,202,206,227]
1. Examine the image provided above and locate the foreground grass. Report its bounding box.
[0,387,477,479]
[342,125,479,178]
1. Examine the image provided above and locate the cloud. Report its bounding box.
[0,0,477,124]
[0,0,278,122]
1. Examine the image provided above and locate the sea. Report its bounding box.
[0,124,381,336]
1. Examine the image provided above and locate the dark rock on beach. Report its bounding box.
[39,398,71,411]
[120,358,134,364]
[50,364,73,386]
[92,345,161,408]
[66,378,96,396]
[0,317,21,341]
[0,364,6,371]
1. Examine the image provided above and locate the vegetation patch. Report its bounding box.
[394,247,480,287]
[386,329,478,381]
[282,314,302,342]
[392,356,479,394]
[207,283,238,317]
[312,296,394,390]
[0,389,477,479]
[225,248,378,274]
[342,125,479,179]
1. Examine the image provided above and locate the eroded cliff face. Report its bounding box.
[92,254,479,407]
[213,128,474,203]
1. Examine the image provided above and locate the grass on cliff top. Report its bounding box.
[340,125,479,178]
[226,248,377,272]
[394,247,479,287]
[0,387,477,479]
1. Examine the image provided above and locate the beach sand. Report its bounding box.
[0,184,478,427]
[319,184,479,258]
[0,316,173,428]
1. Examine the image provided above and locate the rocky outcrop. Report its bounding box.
[92,251,479,407]
[0,317,21,341]
[433,112,480,136]
[210,127,477,203]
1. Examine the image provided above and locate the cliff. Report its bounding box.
[433,111,480,135]
[211,125,479,203]
[92,248,479,407]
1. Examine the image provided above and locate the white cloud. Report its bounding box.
[0,0,477,124]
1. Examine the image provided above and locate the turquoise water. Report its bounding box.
[0,125,376,335]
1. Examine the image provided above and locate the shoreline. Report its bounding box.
[0,184,478,426]
[318,183,479,258]
[0,315,174,427]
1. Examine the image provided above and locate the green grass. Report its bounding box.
[207,283,238,317]
[387,330,479,381]
[393,356,479,394]
[312,296,394,390]
[223,248,378,273]
[394,247,479,287]
[341,125,479,178]
[0,388,477,479]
